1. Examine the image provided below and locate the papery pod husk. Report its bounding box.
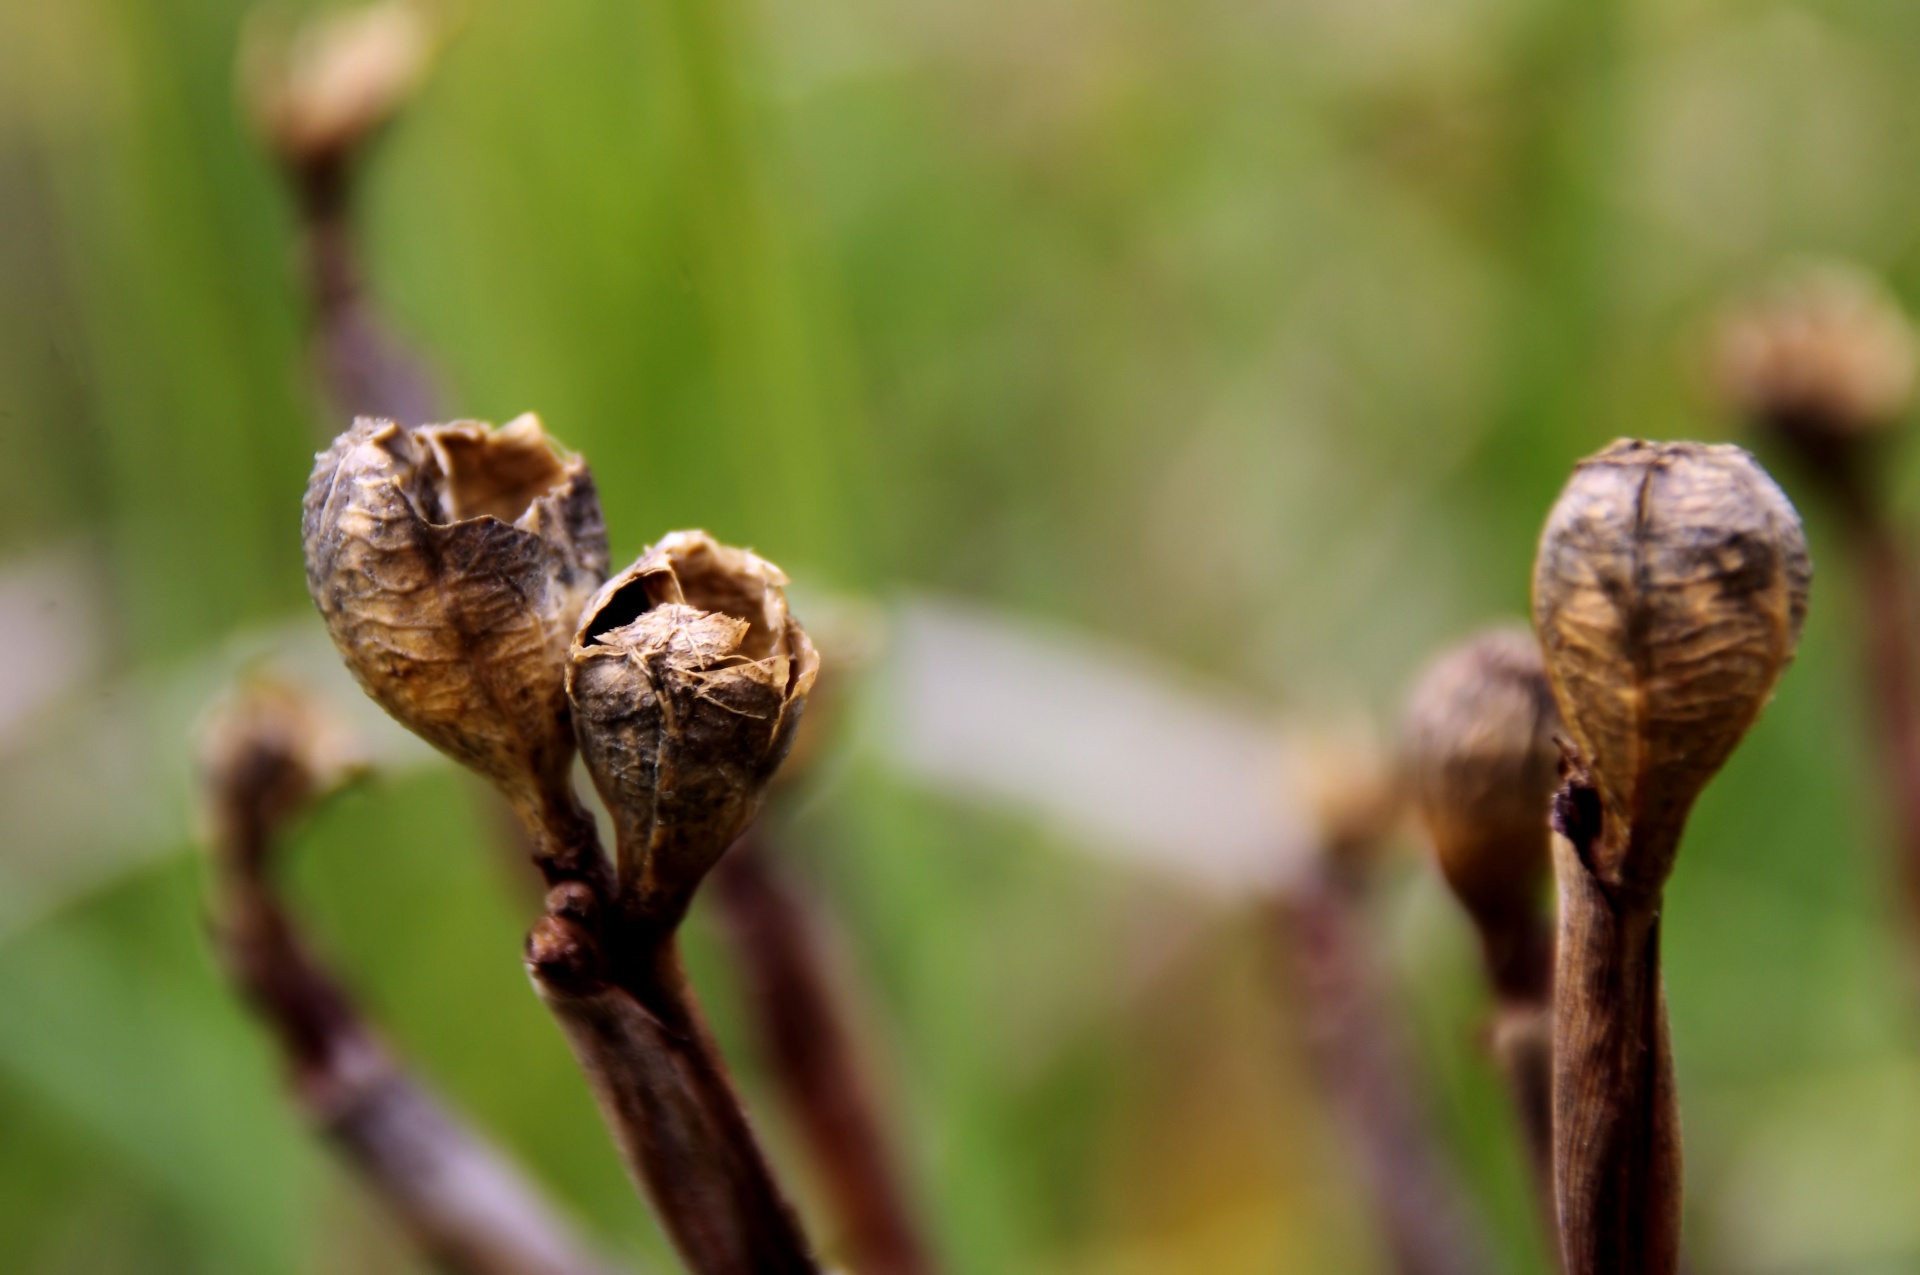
[1532,439,1809,895]
[568,531,819,922]
[1402,625,1561,927]
[303,414,608,809]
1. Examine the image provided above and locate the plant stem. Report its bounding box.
[1468,904,1556,1232]
[1764,432,1920,944]
[208,742,609,1275]
[290,154,437,426]
[1839,503,1920,932]
[529,920,820,1275]
[1270,862,1491,1275]
[1549,800,1681,1275]
[710,835,937,1275]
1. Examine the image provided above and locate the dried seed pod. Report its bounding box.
[241,0,436,172]
[1533,440,1809,895]
[1714,263,1916,442]
[303,415,608,818]
[1402,626,1560,934]
[568,531,820,921]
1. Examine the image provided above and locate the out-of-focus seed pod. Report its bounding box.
[198,679,366,862]
[1714,264,1916,444]
[1291,719,1401,870]
[1402,626,1560,935]
[303,415,608,821]
[1532,439,1810,897]
[241,0,435,172]
[568,531,820,922]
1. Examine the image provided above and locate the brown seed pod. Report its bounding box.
[1714,263,1916,443]
[1402,626,1561,934]
[568,531,820,922]
[303,415,608,817]
[1532,440,1810,896]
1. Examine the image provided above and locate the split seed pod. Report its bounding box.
[1402,626,1561,937]
[1533,440,1810,896]
[568,531,820,922]
[304,415,608,817]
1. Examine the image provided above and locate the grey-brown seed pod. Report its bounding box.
[568,531,820,922]
[1533,439,1810,896]
[1402,626,1561,933]
[303,414,609,817]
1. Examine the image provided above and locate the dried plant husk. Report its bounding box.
[304,415,608,822]
[1402,626,1560,936]
[568,531,819,922]
[1533,439,1810,898]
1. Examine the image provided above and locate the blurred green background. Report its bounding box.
[5,0,1920,1270]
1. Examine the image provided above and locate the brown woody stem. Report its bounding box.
[528,919,819,1275]
[1489,997,1555,1231]
[1840,503,1920,935]
[1270,863,1491,1275]
[289,152,437,426]
[1549,819,1681,1275]
[711,836,937,1275]
[1762,428,1920,942]
[208,747,607,1275]
[1466,904,1557,1236]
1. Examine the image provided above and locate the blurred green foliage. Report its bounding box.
[6,0,1920,1270]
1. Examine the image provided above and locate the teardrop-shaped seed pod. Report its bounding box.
[303,414,608,818]
[1532,439,1810,896]
[568,531,820,923]
[1402,626,1560,952]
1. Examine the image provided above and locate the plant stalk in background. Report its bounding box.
[1717,268,1920,935]
[711,837,935,1275]
[707,601,939,1275]
[1268,745,1493,1275]
[1533,440,1809,1275]
[1402,626,1560,1224]
[200,681,609,1275]
[243,0,439,423]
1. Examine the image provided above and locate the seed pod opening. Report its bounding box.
[303,415,608,811]
[1532,440,1810,893]
[568,531,820,920]
[1402,626,1561,929]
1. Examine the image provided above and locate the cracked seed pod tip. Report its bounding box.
[303,414,608,810]
[568,531,819,920]
[1532,440,1809,889]
[1402,626,1560,925]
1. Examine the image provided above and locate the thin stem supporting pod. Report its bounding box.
[1532,439,1809,1275]
[1402,627,1560,1205]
